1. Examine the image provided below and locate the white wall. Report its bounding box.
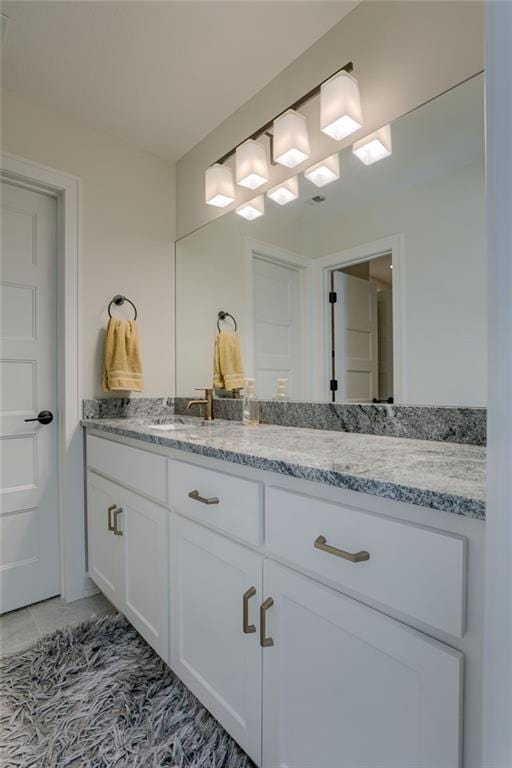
[176,0,483,238]
[1,87,176,400]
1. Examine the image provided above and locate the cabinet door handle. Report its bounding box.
[107,504,117,532]
[314,535,370,563]
[243,587,257,634]
[113,507,123,536]
[188,489,219,505]
[260,597,274,647]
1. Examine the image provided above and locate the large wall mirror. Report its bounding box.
[175,73,485,406]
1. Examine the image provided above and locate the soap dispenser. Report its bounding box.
[273,377,289,402]
[242,378,260,426]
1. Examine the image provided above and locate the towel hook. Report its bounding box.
[217,311,237,332]
[108,295,138,321]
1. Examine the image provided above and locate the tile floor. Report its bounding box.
[0,592,115,658]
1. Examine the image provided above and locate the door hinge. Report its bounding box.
[328,291,337,304]
[330,379,338,392]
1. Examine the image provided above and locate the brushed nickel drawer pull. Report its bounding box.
[314,535,370,563]
[188,489,219,505]
[243,587,257,634]
[260,597,274,647]
[113,506,123,536]
[107,503,117,532]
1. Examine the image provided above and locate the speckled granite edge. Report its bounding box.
[81,419,485,520]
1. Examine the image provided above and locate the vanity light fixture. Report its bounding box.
[204,60,355,207]
[320,71,363,141]
[205,163,235,207]
[273,109,311,168]
[236,139,269,190]
[353,124,392,165]
[304,153,340,188]
[266,176,299,205]
[236,195,264,221]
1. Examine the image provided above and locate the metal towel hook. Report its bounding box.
[108,295,138,321]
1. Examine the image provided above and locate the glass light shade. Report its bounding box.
[353,124,392,165]
[320,71,363,141]
[236,139,269,190]
[266,176,299,205]
[235,195,264,221]
[273,110,310,168]
[205,163,235,207]
[304,153,340,187]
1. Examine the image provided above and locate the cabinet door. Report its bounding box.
[87,472,124,609]
[262,561,463,768]
[119,487,169,661]
[170,514,263,765]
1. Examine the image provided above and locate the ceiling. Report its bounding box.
[1,1,358,161]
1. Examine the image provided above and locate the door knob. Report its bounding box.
[24,410,54,425]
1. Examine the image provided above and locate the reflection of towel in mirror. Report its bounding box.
[103,318,144,392]
[214,331,244,391]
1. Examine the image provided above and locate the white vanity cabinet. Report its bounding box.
[86,469,169,661]
[169,514,263,764]
[262,560,462,768]
[85,432,482,768]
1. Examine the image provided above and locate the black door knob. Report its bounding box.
[24,410,54,425]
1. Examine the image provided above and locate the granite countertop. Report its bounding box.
[81,416,486,520]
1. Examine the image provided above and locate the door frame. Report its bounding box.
[312,233,405,402]
[244,237,314,399]
[1,151,91,603]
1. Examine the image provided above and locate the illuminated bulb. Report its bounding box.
[320,71,363,141]
[304,154,340,188]
[267,176,299,205]
[273,109,310,168]
[236,195,264,221]
[236,139,269,190]
[205,163,235,207]
[353,125,392,165]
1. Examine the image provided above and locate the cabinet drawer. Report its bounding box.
[266,486,466,637]
[168,459,263,546]
[87,434,167,504]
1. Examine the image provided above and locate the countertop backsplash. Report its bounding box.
[82,397,486,446]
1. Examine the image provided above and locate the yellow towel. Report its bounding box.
[214,331,244,391]
[103,318,144,392]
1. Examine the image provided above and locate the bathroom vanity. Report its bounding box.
[82,416,485,768]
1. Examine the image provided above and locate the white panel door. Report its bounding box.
[262,561,463,768]
[87,472,124,610]
[120,487,169,661]
[333,271,378,402]
[170,514,263,765]
[253,256,301,399]
[0,182,59,613]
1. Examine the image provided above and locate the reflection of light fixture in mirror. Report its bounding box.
[236,139,269,189]
[236,195,264,221]
[273,110,310,168]
[320,71,363,141]
[267,176,299,205]
[205,163,235,207]
[353,125,392,165]
[304,153,340,187]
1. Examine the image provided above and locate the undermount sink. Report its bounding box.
[148,418,218,431]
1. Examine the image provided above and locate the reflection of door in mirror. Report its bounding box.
[331,253,393,403]
[253,256,301,400]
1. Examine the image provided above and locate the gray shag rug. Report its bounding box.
[0,613,254,768]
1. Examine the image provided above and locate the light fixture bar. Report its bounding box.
[212,61,354,167]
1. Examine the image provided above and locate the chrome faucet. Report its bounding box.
[187,388,214,421]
